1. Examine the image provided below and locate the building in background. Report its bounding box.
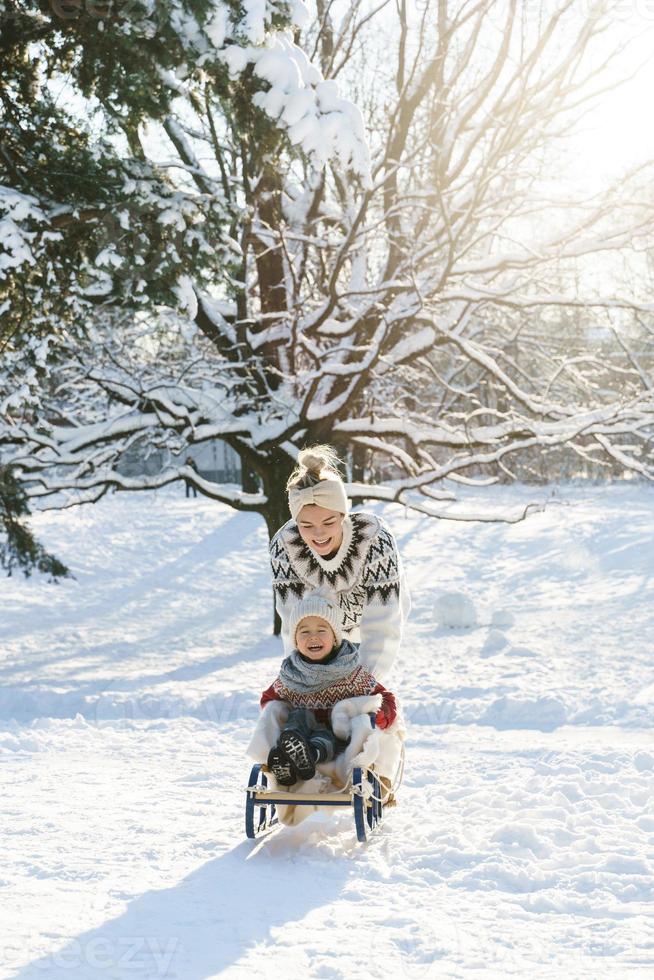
[176,440,241,484]
[118,439,242,485]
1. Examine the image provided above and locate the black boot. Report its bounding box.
[267,745,297,786]
[310,735,333,763]
[279,729,316,780]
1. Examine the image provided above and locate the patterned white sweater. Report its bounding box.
[269,512,410,680]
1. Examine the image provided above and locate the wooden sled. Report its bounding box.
[245,718,404,843]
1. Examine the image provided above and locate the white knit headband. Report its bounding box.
[288,479,350,521]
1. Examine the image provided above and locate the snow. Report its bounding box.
[243,0,273,46]
[0,187,45,275]
[204,6,228,48]
[172,275,198,320]
[433,591,478,629]
[207,5,370,182]
[248,35,371,180]
[1,482,653,977]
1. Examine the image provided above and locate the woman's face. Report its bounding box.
[296,503,344,557]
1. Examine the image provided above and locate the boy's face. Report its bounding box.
[295,616,336,660]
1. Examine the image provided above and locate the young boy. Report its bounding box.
[260,596,397,786]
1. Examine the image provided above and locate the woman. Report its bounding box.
[269,445,410,680]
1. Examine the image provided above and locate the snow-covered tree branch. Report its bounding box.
[3,0,654,564]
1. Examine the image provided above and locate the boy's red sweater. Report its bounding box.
[260,682,397,730]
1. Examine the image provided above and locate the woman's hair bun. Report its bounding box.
[297,449,330,476]
[287,444,343,490]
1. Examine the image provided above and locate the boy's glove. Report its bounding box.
[373,689,397,730]
[375,704,393,730]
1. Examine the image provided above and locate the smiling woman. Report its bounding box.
[269,446,410,680]
[297,506,345,558]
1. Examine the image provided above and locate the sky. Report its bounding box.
[566,7,654,185]
[45,2,654,189]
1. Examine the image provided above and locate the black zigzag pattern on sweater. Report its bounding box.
[361,528,400,604]
[276,582,305,603]
[270,535,306,602]
[284,514,377,591]
[269,514,401,633]
[338,585,366,630]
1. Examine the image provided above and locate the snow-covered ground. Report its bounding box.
[1,483,653,979]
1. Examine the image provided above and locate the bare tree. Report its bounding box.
[5,0,654,546]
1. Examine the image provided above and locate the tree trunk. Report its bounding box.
[260,454,295,635]
[241,461,259,493]
[348,441,371,508]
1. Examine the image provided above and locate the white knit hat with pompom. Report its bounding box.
[288,595,343,647]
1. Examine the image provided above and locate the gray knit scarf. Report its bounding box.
[278,640,360,695]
